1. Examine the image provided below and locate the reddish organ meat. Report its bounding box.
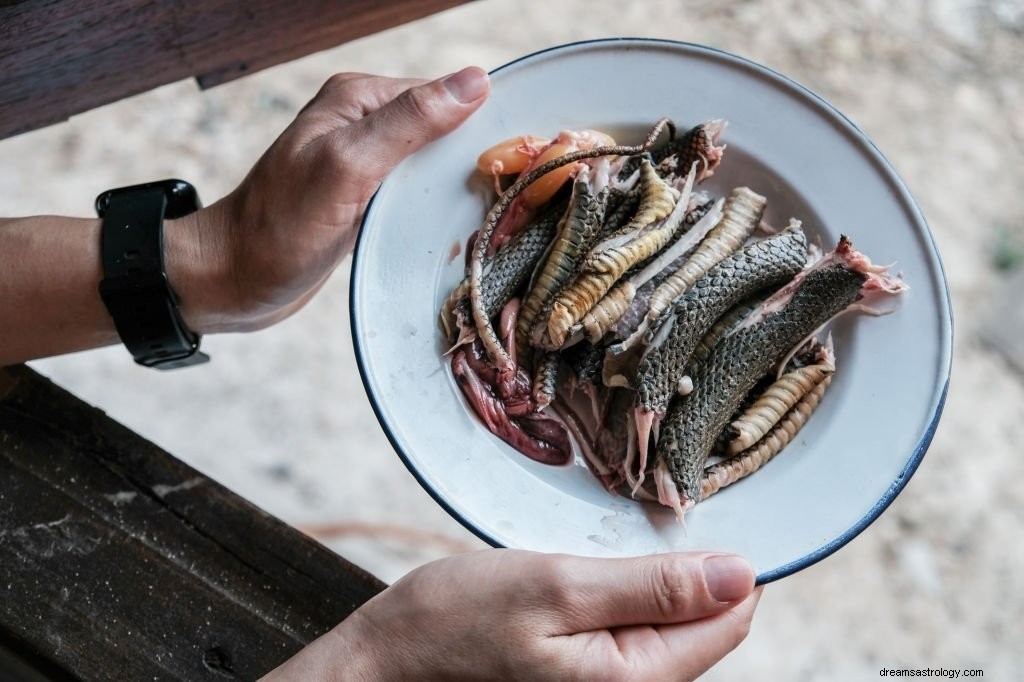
[461,337,533,416]
[452,349,572,466]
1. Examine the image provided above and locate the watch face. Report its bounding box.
[163,180,202,218]
[95,179,201,219]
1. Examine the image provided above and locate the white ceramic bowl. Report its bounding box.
[351,39,952,582]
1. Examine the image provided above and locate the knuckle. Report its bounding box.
[651,560,698,619]
[396,85,436,122]
[393,85,446,135]
[304,73,374,121]
[389,562,447,616]
[322,72,363,94]
[533,555,577,608]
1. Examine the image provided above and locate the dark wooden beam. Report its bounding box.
[0,0,470,140]
[0,365,386,680]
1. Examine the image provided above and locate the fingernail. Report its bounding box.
[443,67,489,103]
[703,555,754,602]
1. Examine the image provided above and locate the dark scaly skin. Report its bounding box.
[470,119,675,376]
[604,185,629,215]
[480,195,567,318]
[444,196,566,344]
[601,186,642,237]
[522,178,607,347]
[656,263,868,504]
[563,339,605,385]
[531,350,560,409]
[645,187,766,328]
[683,197,716,229]
[684,295,766,378]
[636,227,808,414]
[654,122,724,178]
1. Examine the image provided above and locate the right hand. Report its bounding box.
[262,549,761,681]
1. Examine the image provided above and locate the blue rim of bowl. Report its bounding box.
[350,37,954,584]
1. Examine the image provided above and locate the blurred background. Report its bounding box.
[3,0,1022,678]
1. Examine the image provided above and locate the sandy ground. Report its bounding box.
[4,0,1024,678]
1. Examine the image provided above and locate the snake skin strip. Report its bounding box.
[635,226,809,416]
[654,120,727,182]
[683,296,767,380]
[518,171,607,350]
[469,118,675,375]
[643,186,767,331]
[724,352,834,455]
[604,197,718,342]
[702,373,832,500]
[531,350,560,410]
[591,160,679,252]
[544,172,694,348]
[441,196,567,344]
[656,258,869,506]
[600,185,642,237]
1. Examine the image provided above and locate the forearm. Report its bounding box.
[0,211,221,366]
[1,70,491,368]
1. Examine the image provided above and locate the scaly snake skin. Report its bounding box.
[636,227,808,414]
[656,263,867,503]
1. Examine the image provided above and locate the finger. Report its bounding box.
[636,586,763,681]
[331,66,490,184]
[535,552,755,634]
[577,586,762,682]
[302,73,430,122]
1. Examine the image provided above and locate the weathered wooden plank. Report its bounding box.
[0,365,386,680]
[0,0,470,140]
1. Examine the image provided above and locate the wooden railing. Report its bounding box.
[0,0,468,139]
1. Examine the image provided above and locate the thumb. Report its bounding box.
[541,552,756,634]
[340,66,490,183]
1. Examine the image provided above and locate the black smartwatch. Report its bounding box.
[95,179,210,369]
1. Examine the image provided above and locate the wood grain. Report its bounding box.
[0,0,469,139]
[0,365,386,679]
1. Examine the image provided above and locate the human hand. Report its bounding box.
[261,549,760,682]
[167,67,490,334]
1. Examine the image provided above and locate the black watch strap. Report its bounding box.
[96,179,210,369]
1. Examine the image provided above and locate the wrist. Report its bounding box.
[258,611,388,682]
[163,199,235,335]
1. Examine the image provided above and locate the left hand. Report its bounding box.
[168,67,490,333]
